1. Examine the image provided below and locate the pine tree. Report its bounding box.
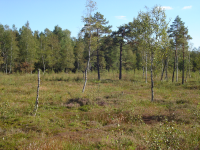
[112,24,130,80]
[168,16,184,82]
[178,25,192,84]
[92,12,112,80]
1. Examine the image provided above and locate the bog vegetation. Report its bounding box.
[0,71,200,149]
[0,0,200,149]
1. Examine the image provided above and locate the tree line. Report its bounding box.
[0,4,200,82]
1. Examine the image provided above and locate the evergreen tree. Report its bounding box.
[112,24,130,80]
[92,12,112,80]
[178,25,192,84]
[168,16,184,82]
[101,36,119,71]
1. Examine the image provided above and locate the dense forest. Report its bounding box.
[0,4,200,80]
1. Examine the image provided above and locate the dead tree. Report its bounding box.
[34,69,40,116]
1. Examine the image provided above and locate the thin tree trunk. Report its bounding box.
[42,55,45,75]
[145,52,147,83]
[9,40,13,73]
[82,31,91,93]
[30,60,33,74]
[26,43,28,74]
[41,40,46,75]
[175,27,178,82]
[82,69,88,93]
[151,53,154,102]
[185,66,188,83]
[43,63,45,74]
[5,54,7,74]
[34,69,40,116]
[97,28,100,80]
[189,51,191,78]
[176,55,178,82]
[3,44,6,74]
[182,42,185,84]
[161,58,167,81]
[142,51,145,78]
[77,59,79,71]
[119,41,122,80]
[165,57,168,81]
[161,59,163,76]
[6,63,7,74]
[172,50,176,82]
[142,66,144,78]
[51,46,54,71]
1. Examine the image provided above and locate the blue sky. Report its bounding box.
[0,0,199,48]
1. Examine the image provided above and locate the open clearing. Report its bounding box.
[0,71,200,149]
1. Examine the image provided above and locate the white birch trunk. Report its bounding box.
[82,32,91,93]
[34,69,40,116]
[189,51,191,78]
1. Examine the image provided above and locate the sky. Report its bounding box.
[0,0,199,49]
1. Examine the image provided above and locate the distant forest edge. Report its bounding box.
[0,5,200,75]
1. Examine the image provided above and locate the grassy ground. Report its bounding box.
[0,70,200,149]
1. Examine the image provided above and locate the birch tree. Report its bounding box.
[1,25,11,74]
[59,29,75,72]
[138,6,169,102]
[74,34,85,72]
[19,21,36,73]
[9,25,19,73]
[38,32,48,74]
[45,28,60,72]
[82,0,97,92]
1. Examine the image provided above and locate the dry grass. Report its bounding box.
[0,71,200,149]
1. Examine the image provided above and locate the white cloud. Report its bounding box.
[182,6,192,9]
[160,6,173,10]
[115,16,127,20]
